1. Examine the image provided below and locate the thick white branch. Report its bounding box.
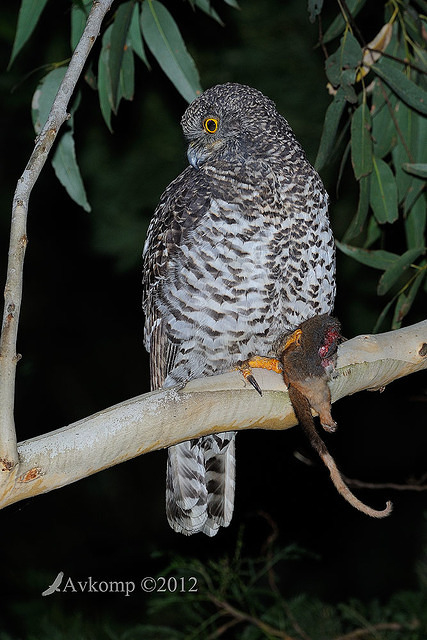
[0,0,113,470]
[0,320,425,511]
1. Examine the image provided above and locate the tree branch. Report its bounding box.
[0,0,113,470]
[0,320,425,511]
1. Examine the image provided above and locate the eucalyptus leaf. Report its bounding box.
[373,296,396,333]
[404,179,426,214]
[392,268,426,329]
[110,1,135,112]
[370,156,398,223]
[322,0,367,44]
[371,89,398,159]
[52,130,91,212]
[307,0,324,23]
[392,102,423,203]
[129,3,150,67]
[402,163,427,178]
[405,195,426,249]
[31,67,67,134]
[336,240,399,270]
[193,0,224,25]
[351,102,373,179]
[377,247,423,295]
[364,215,381,248]
[372,59,427,116]
[315,87,346,171]
[98,25,114,131]
[71,0,92,51]
[141,0,202,103]
[343,174,370,241]
[325,32,362,87]
[8,0,49,68]
[119,45,135,102]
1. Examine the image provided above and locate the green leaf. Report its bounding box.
[307,0,323,23]
[404,178,425,214]
[325,31,362,103]
[51,129,91,212]
[405,195,426,249]
[371,84,398,158]
[98,25,114,131]
[140,0,202,103]
[336,240,399,269]
[31,67,67,134]
[223,0,239,7]
[129,3,150,67]
[377,248,423,295]
[370,156,398,223]
[343,174,370,241]
[315,87,346,171]
[351,102,373,179]
[364,215,381,248]
[71,0,92,51]
[373,296,395,332]
[372,59,427,115]
[402,163,427,178]
[119,44,135,101]
[392,268,426,328]
[322,0,367,44]
[193,0,224,25]
[391,102,424,204]
[8,0,49,68]
[392,263,427,329]
[326,31,362,85]
[110,1,135,112]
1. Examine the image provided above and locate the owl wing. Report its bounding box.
[142,165,237,536]
[143,166,205,390]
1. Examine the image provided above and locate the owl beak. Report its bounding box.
[187,144,201,169]
[187,141,209,169]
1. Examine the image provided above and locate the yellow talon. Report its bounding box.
[237,356,283,395]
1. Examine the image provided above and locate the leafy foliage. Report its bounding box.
[314,1,426,330]
[8,0,226,212]
[7,0,426,330]
[5,533,427,639]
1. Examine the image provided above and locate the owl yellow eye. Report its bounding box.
[203,117,218,134]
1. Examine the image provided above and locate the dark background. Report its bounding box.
[0,0,426,634]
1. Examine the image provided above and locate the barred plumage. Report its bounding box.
[142,83,335,535]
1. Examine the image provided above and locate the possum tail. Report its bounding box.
[288,385,392,518]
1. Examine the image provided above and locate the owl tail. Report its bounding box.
[166,433,236,536]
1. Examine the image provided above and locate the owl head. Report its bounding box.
[181,83,288,168]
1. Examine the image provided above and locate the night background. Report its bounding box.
[0,0,426,637]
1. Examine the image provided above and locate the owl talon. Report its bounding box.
[237,356,283,395]
[247,374,263,396]
[238,364,263,395]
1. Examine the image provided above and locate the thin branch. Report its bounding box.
[342,475,427,492]
[368,48,427,77]
[0,320,425,512]
[0,0,114,471]
[208,594,296,640]
[333,622,407,640]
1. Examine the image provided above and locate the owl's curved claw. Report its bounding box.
[237,356,283,396]
[247,373,263,396]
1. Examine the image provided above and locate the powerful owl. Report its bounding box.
[142,83,335,536]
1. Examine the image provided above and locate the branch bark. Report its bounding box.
[0,0,114,470]
[0,320,425,511]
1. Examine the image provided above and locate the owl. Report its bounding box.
[142,83,335,536]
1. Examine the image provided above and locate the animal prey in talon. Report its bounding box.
[142,83,336,535]
[278,314,393,519]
